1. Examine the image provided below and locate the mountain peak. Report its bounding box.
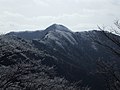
[45,24,71,32]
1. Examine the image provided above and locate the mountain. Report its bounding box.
[5,24,120,90]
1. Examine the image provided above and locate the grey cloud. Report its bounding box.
[0,0,120,33]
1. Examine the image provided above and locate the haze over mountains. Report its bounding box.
[0,24,120,90]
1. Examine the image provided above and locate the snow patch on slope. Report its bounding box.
[91,42,98,51]
[56,30,77,45]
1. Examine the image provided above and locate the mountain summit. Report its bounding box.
[45,24,71,32]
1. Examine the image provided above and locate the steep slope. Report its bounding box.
[7,24,120,90]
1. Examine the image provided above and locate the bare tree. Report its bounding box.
[90,20,120,90]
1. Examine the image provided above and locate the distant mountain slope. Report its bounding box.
[0,34,52,66]
[7,24,120,90]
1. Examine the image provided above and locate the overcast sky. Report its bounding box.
[0,0,120,33]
